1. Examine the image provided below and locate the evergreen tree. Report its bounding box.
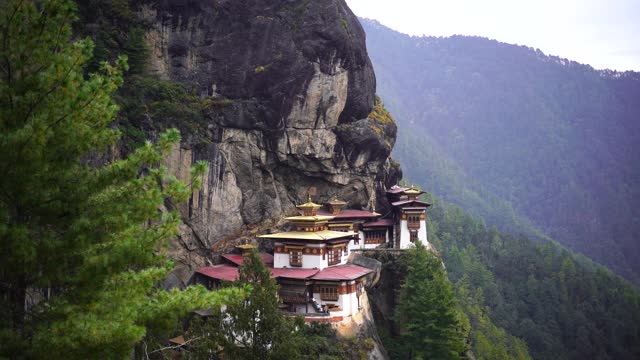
[191,249,303,359]
[0,1,244,358]
[395,242,466,359]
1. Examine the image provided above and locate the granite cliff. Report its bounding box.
[78,0,400,286]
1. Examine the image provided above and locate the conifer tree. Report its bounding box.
[191,249,304,359]
[0,1,244,358]
[395,242,467,359]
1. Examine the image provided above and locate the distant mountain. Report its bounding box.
[361,18,640,284]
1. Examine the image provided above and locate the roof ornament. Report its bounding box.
[326,196,347,214]
[297,194,322,216]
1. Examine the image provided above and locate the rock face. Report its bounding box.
[129,0,397,284]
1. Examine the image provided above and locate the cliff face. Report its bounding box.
[113,0,399,285]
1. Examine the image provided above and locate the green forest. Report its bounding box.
[361,19,640,285]
[424,192,640,359]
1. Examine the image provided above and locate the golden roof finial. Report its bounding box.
[404,184,421,195]
[308,193,312,203]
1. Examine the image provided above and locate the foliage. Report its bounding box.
[123,26,149,75]
[114,75,209,146]
[189,250,380,359]
[0,1,244,357]
[425,194,640,359]
[455,276,531,360]
[393,242,467,359]
[368,95,395,125]
[295,322,375,360]
[189,249,303,359]
[362,19,640,285]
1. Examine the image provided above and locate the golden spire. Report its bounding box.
[297,194,322,216]
[404,184,421,196]
[326,196,347,214]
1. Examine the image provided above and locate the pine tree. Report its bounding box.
[223,249,304,359]
[0,1,244,357]
[395,242,467,359]
[191,249,304,359]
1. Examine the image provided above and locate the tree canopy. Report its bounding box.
[425,194,640,359]
[393,242,467,359]
[0,1,243,357]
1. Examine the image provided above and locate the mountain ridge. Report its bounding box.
[360,17,640,284]
[360,18,640,74]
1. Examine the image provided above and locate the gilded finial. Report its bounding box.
[308,193,312,203]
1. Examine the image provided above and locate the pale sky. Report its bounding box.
[345,0,640,71]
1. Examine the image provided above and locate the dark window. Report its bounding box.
[410,230,418,243]
[289,249,302,267]
[319,286,338,301]
[407,214,421,229]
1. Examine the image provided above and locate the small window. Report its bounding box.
[289,249,302,267]
[319,286,339,301]
[407,214,421,229]
[327,247,341,265]
[410,230,418,243]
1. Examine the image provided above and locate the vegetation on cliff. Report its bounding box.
[394,242,467,359]
[0,1,243,357]
[370,246,530,360]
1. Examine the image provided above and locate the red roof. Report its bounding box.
[196,265,239,282]
[391,200,431,207]
[311,264,373,281]
[363,218,394,227]
[270,267,319,279]
[386,186,409,194]
[222,253,274,267]
[316,209,380,218]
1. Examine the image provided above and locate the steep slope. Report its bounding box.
[361,18,640,284]
[426,194,640,360]
[77,1,398,286]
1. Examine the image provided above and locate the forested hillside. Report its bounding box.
[425,193,640,360]
[361,19,640,284]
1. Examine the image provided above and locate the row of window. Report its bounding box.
[287,247,346,267]
[407,214,421,229]
[364,230,386,244]
[319,286,339,301]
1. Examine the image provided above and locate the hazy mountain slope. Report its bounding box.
[361,19,640,284]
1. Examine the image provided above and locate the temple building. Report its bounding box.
[317,197,392,251]
[194,186,432,322]
[386,185,432,249]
